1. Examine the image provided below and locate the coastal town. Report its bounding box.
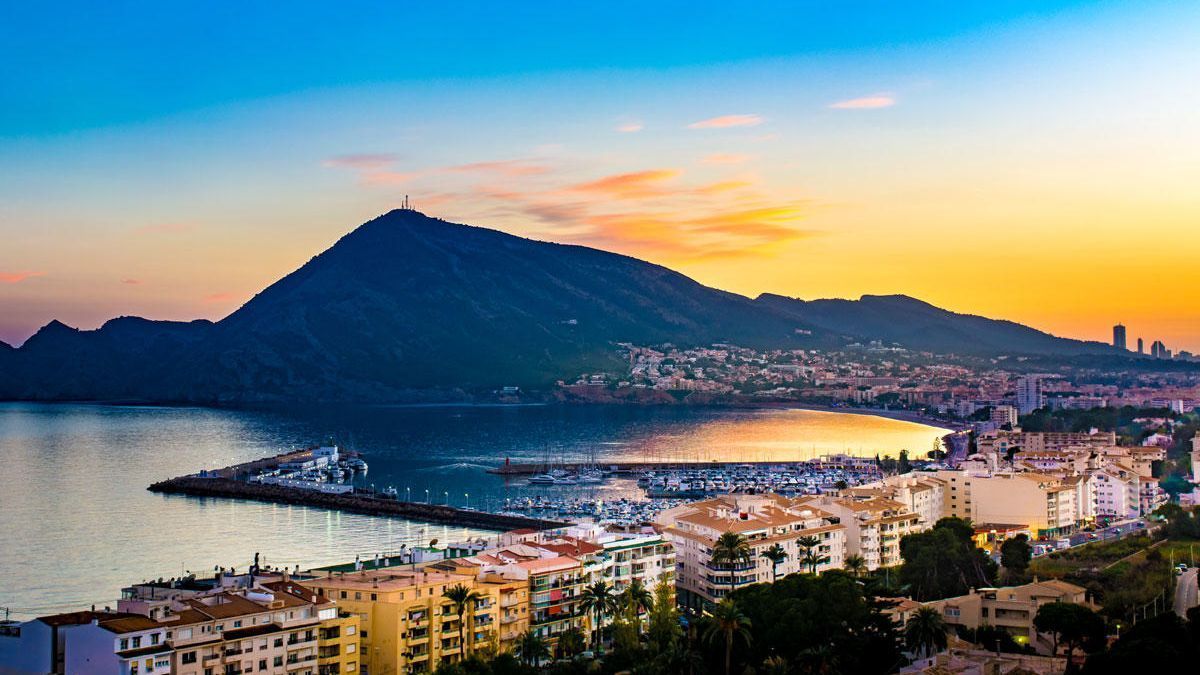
[4,403,1199,674]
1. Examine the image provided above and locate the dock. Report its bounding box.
[149,476,565,531]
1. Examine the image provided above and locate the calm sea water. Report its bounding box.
[0,402,947,619]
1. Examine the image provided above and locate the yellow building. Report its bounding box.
[300,567,520,674]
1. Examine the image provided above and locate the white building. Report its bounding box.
[1015,376,1044,415]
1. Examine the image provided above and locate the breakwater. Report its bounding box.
[149,476,565,531]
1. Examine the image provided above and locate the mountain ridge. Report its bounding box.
[0,209,1129,403]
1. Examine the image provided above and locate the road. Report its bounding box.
[1175,567,1198,618]
[1025,519,1150,558]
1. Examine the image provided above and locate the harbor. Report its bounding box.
[149,444,565,532]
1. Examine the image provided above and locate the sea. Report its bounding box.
[0,402,948,619]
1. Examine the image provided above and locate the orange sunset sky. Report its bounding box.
[1,2,1197,351]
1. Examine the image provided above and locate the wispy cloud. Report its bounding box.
[567,169,681,200]
[360,170,419,185]
[322,154,398,169]
[829,94,896,109]
[688,114,764,129]
[135,222,192,235]
[203,292,237,304]
[616,121,644,133]
[0,271,43,284]
[446,159,548,176]
[702,153,751,165]
[121,278,141,285]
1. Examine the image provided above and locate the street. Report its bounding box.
[1175,567,1198,618]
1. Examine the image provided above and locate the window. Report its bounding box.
[370,593,376,601]
[120,639,129,650]
[273,656,283,667]
[346,625,356,635]
[340,591,347,599]
[182,652,197,665]
[274,638,283,648]
[346,644,356,654]
[150,633,160,645]
[259,660,267,671]
[132,636,142,648]
[233,620,242,628]
[354,592,362,600]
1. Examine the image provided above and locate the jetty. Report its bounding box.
[149,446,566,531]
[149,476,565,531]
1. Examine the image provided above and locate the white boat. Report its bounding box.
[528,474,558,485]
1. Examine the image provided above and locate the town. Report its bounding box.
[4,417,1198,674]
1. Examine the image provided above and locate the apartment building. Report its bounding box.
[2,582,356,675]
[657,494,845,608]
[821,497,924,570]
[299,567,515,675]
[925,580,1090,652]
[966,473,1078,538]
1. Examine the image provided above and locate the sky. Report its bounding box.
[1,1,1198,351]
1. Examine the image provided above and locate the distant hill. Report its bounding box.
[755,293,1114,357]
[0,209,1125,403]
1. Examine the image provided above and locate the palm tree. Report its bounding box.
[904,607,949,659]
[515,629,550,666]
[442,583,482,658]
[843,554,867,578]
[761,654,793,675]
[704,598,752,675]
[710,531,752,598]
[579,580,618,652]
[796,535,830,575]
[760,543,788,583]
[619,578,654,629]
[556,626,586,660]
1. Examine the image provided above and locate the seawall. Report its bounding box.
[149,476,565,531]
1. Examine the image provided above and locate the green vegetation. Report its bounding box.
[904,607,949,659]
[1000,533,1032,583]
[1032,602,1106,670]
[1082,612,1200,674]
[898,517,998,600]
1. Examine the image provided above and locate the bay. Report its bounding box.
[0,402,947,619]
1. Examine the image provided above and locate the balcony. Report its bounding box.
[286,634,316,647]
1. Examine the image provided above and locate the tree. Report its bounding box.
[704,598,753,675]
[1000,534,1032,582]
[555,626,585,660]
[619,578,654,627]
[899,517,998,600]
[514,630,549,666]
[904,607,949,659]
[443,583,483,657]
[843,554,867,578]
[731,571,903,674]
[797,535,830,575]
[579,580,618,652]
[761,543,788,583]
[897,449,912,474]
[1034,602,1105,670]
[647,582,682,651]
[711,531,752,597]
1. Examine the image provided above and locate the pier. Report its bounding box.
[148,446,566,532]
[149,476,565,531]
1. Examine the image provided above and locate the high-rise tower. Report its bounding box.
[1112,324,1127,350]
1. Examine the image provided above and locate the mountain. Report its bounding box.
[0,209,1124,404]
[755,293,1113,357]
[0,210,816,402]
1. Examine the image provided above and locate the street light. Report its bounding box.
[465,492,470,509]
[425,489,430,504]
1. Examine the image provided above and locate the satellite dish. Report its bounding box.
[429,538,439,547]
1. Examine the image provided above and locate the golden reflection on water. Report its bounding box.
[606,408,950,462]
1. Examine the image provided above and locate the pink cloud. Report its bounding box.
[121,278,141,285]
[446,160,549,176]
[702,153,751,165]
[687,114,764,129]
[829,94,896,109]
[322,154,398,170]
[616,121,644,133]
[567,169,681,199]
[203,292,237,304]
[361,170,419,186]
[0,271,43,284]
